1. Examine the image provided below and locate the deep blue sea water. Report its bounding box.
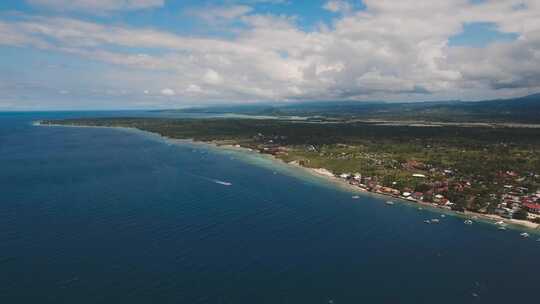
[1,111,540,304]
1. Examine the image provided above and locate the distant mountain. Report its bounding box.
[163,93,540,123]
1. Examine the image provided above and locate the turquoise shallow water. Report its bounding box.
[1,111,540,304]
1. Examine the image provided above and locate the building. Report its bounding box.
[523,203,540,214]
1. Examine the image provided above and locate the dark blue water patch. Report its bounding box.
[1,112,540,304]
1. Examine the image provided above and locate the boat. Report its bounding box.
[431,219,440,223]
[520,232,530,238]
[498,226,507,231]
[352,195,360,199]
[495,221,505,226]
[464,220,473,225]
[440,214,446,218]
[385,201,394,205]
[424,220,431,224]
[214,180,232,186]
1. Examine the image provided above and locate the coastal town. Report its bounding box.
[248,134,540,231]
[42,117,540,231]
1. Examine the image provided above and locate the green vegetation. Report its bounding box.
[513,209,529,220]
[43,117,540,220]
[164,93,540,123]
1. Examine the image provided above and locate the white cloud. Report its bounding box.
[203,69,224,85]
[186,84,202,94]
[323,0,352,14]
[2,0,540,107]
[26,0,164,13]
[161,88,176,96]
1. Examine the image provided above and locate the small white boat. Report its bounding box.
[214,180,232,186]
[520,232,530,238]
[440,214,446,218]
[431,219,440,223]
[495,221,505,226]
[464,220,473,225]
[385,201,395,205]
[498,226,507,231]
[424,220,431,224]
[352,195,360,199]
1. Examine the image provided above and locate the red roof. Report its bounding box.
[523,203,540,210]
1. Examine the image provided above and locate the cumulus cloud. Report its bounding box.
[161,88,176,96]
[26,0,164,13]
[2,0,540,106]
[323,0,353,14]
[186,84,202,94]
[203,69,224,85]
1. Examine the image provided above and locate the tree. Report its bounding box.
[415,183,432,193]
[513,208,529,220]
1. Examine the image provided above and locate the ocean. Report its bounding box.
[1,111,539,303]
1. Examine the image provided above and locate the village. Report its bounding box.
[334,167,540,224]
[249,135,540,227]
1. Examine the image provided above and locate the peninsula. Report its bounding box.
[40,117,540,230]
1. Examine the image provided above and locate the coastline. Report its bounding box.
[35,120,540,234]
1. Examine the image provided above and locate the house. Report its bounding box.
[433,194,446,204]
[403,160,426,170]
[379,187,401,196]
[522,203,540,214]
[411,192,423,200]
[496,208,515,219]
[506,171,519,177]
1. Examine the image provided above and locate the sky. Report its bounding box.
[1,0,540,110]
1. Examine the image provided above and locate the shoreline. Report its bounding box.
[35,120,540,234]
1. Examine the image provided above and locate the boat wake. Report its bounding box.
[213,180,232,186]
[183,172,233,186]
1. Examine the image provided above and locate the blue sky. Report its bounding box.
[448,22,519,47]
[0,0,538,110]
